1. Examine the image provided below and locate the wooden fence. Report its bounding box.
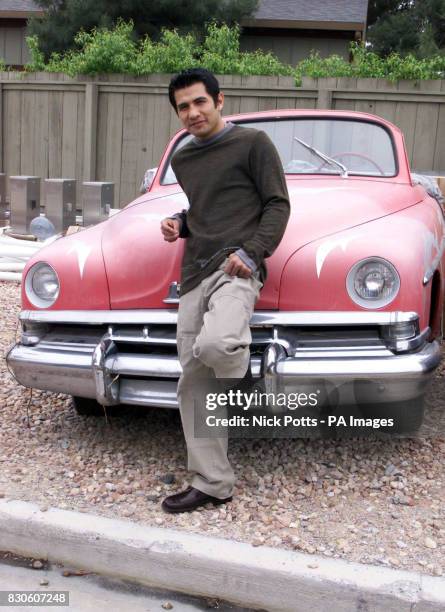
[0,72,444,208]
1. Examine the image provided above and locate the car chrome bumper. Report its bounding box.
[6,332,441,409]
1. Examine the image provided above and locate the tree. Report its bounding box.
[417,0,445,53]
[367,0,409,27]
[367,0,445,57]
[29,0,259,60]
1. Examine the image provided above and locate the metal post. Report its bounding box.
[9,176,41,234]
[0,174,7,225]
[82,182,114,226]
[44,179,76,233]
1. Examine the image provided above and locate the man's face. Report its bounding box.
[174,82,224,140]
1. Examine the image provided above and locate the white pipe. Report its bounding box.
[0,262,25,271]
[0,256,25,263]
[0,272,21,282]
[0,229,62,281]
[0,234,59,247]
[0,247,40,258]
[0,248,36,259]
[0,255,29,262]
[0,237,41,250]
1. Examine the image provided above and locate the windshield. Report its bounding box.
[161,118,397,185]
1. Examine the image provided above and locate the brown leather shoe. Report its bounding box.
[161,486,233,514]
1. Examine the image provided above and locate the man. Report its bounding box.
[160,68,290,513]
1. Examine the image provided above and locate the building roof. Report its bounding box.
[0,0,44,17]
[241,0,368,32]
[0,0,40,10]
[0,0,369,26]
[253,0,368,24]
[0,0,369,23]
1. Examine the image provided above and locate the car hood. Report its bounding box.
[102,178,424,309]
[21,223,111,311]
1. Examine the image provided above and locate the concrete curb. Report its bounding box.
[0,499,443,612]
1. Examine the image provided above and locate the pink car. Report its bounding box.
[7,110,445,432]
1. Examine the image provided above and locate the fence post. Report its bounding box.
[317,88,333,109]
[84,83,98,182]
[0,83,3,172]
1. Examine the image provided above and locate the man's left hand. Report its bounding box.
[224,253,253,278]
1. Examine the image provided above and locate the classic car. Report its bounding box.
[6,109,445,433]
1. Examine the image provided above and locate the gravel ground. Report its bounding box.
[1,281,444,577]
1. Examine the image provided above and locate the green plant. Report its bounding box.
[238,50,293,76]
[200,23,292,76]
[133,29,198,75]
[25,35,46,71]
[200,22,241,73]
[23,23,445,82]
[26,21,292,78]
[294,42,445,84]
[44,20,138,76]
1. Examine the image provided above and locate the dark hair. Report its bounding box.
[168,68,220,112]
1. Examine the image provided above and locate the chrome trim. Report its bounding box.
[261,342,287,378]
[20,322,51,346]
[91,337,120,406]
[261,342,287,407]
[106,353,182,378]
[109,327,177,346]
[163,282,180,304]
[293,348,393,358]
[24,262,60,309]
[6,338,441,409]
[21,334,43,346]
[84,325,404,355]
[346,257,400,309]
[119,379,178,408]
[391,326,430,353]
[19,309,420,326]
[278,340,441,377]
[423,236,445,285]
[6,342,97,398]
[272,327,292,352]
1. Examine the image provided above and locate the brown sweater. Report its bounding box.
[171,125,290,296]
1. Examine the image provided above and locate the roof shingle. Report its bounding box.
[253,0,368,24]
[0,0,41,12]
[0,0,369,23]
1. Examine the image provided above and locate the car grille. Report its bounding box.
[36,323,390,361]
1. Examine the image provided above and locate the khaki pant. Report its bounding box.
[176,259,262,498]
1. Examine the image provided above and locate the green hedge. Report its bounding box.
[25,21,292,78]
[23,21,445,84]
[298,44,445,82]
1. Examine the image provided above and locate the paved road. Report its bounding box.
[0,557,255,612]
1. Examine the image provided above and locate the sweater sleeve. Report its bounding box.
[170,155,190,238]
[169,210,189,238]
[241,130,290,267]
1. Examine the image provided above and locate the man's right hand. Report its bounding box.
[161,218,180,242]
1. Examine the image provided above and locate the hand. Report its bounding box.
[224,253,253,278]
[161,218,180,242]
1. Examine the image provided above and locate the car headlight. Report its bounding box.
[25,262,60,308]
[346,257,400,308]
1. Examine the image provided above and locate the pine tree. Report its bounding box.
[367,0,445,57]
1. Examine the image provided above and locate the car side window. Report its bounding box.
[162,134,194,185]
